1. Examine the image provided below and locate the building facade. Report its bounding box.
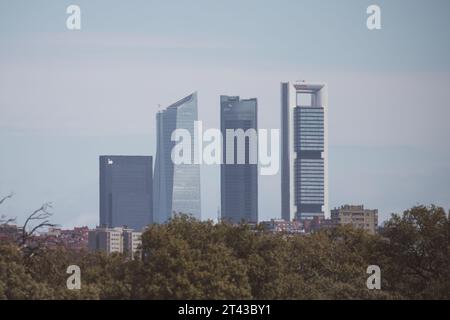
[260,219,303,234]
[123,229,142,256]
[330,205,378,234]
[153,93,201,223]
[99,156,153,231]
[281,81,328,221]
[40,226,89,250]
[220,95,258,224]
[0,224,23,243]
[88,226,142,258]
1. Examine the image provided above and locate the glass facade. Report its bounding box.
[99,156,153,231]
[295,106,325,219]
[220,96,258,224]
[153,93,201,223]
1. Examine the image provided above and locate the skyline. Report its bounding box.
[1,80,450,227]
[1,0,450,227]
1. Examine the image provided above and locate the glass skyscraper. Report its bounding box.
[220,95,258,224]
[153,92,201,223]
[99,155,153,231]
[281,81,328,221]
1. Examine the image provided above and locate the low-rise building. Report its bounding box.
[330,205,378,234]
[260,219,304,234]
[88,226,142,258]
[302,216,322,234]
[123,229,142,257]
[38,226,89,250]
[0,224,23,243]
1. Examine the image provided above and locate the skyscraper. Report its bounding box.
[153,92,201,223]
[99,155,153,230]
[220,95,258,224]
[281,81,328,221]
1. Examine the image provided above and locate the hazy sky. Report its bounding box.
[1,0,450,227]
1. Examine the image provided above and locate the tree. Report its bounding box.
[378,205,450,299]
[139,215,252,299]
[0,243,55,299]
[1,198,449,300]
[0,194,58,256]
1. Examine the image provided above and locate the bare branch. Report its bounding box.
[21,202,55,247]
[28,221,58,239]
[0,193,17,225]
[0,215,17,225]
[0,192,14,205]
[1,194,58,258]
[22,203,53,231]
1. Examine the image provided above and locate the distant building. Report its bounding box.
[318,218,335,231]
[330,205,378,234]
[88,226,142,258]
[302,216,323,234]
[0,224,22,243]
[123,229,142,257]
[99,155,153,230]
[60,227,89,250]
[281,81,328,221]
[45,227,62,237]
[220,95,258,224]
[4,226,90,250]
[153,93,201,223]
[41,226,89,250]
[260,219,303,234]
[88,226,122,254]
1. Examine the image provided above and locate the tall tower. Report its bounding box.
[281,81,328,221]
[153,93,201,223]
[220,95,258,224]
[99,156,153,231]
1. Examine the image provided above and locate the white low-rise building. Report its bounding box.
[88,226,142,258]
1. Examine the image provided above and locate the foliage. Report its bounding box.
[0,205,448,300]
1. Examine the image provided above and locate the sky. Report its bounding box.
[0,0,450,227]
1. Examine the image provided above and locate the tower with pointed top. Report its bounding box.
[153,93,201,223]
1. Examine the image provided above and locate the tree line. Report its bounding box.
[0,204,449,299]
